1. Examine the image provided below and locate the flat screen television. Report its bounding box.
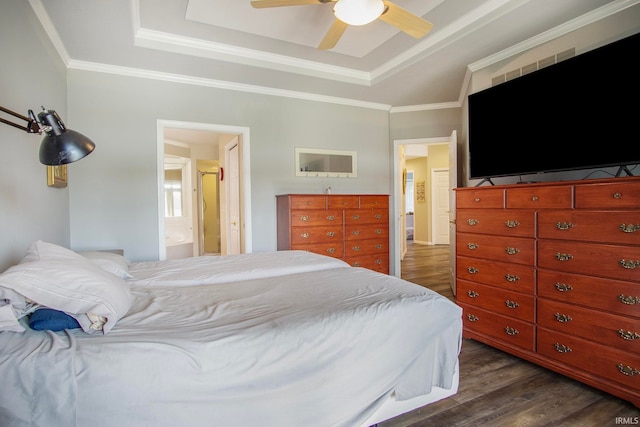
[468,31,640,182]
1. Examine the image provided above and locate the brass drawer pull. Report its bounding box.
[474,197,481,203]
[505,274,519,282]
[375,244,382,249]
[554,343,572,353]
[554,283,573,292]
[467,290,479,298]
[504,326,519,336]
[617,329,640,341]
[375,229,382,234]
[301,232,310,239]
[531,196,539,202]
[300,215,309,221]
[352,246,360,251]
[352,231,360,236]
[353,262,360,266]
[467,243,479,250]
[306,201,313,205]
[467,266,479,274]
[505,247,520,255]
[619,259,640,270]
[327,232,335,237]
[555,222,574,230]
[554,313,572,323]
[374,214,382,219]
[505,220,519,228]
[617,364,640,376]
[467,314,479,322]
[327,215,336,221]
[613,192,622,199]
[618,295,640,305]
[555,253,573,262]
[326,248,335,254]
[375,259,382,265]
[505,300,519,309]
[467,219,479,226]
[620,223,640,233]
[352,214,360,220]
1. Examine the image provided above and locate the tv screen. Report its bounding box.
[468,32,640,180]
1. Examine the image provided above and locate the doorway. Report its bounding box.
[198,169,220,255]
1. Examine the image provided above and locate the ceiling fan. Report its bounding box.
[250,0,433,50]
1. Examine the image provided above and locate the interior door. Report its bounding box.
[227,140,241,254]
[432,168,450,245]
[448,130,458,296]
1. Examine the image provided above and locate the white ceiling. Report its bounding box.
[34,0,639,108]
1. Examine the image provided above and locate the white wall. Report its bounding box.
[0,2,70,271]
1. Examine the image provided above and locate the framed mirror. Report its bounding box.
[295,148,357,177]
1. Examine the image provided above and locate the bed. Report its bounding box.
[0,241,462,427]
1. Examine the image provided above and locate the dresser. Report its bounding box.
[455,177,640,407]
[276,194,389,274]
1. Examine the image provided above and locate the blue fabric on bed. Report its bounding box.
[29,308,81,331]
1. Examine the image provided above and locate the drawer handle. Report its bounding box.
[505,274,519,282]
[505,220,520,228]
[375,229,382,234]
[375,244,382,249]
[352,214,360,220]
[555,222,574,230]
[375,259,382,265]
[467,290,479,298]
[300,232,310,239]
[619,223,640,233]
[554,343,572,353]
[554,283,573,292]
[374,214,382,219]
[504,327,519,336]
[619,259,640,270]
[505,247,520,255]
[467,267,479,274]
[327,215,336,221]
[353,262,360,266]
[617,329,640,341]
[467,218,479,226]
[467,243,479,250]
[352,231,360,236]
[613,192,622,199]
[326,248,335,254]
[617,364,640,376]
[531,196,539,202]
[352,246,360,251]
[555,253,573,262]
[300,215,310,221]
[618,295,640,305]
[554,313,572,323]
[327,232,335,237]
[306,201,313,205]
[474,197,481,203]
[467,314,479,322]
[505,300,519,309]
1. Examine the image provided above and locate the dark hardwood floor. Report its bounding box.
[378,241,639,426]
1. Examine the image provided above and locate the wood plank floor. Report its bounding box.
[378,241,640,426]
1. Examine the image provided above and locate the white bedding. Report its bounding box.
[127,250,349,286]
[0,267,462,427]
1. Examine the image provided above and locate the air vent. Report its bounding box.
[491,48,576,87]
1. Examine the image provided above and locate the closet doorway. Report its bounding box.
[198,169,220,255]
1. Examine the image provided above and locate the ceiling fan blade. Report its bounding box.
[379,1,433,39]
[251,0,331,8]
[318,18,348,50]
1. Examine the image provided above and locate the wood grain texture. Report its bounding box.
[378,242,640,426]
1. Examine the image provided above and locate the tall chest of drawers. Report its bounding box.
[276,194,390,274]
[455,177,640,407]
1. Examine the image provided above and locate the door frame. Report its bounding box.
[157,120,252,260]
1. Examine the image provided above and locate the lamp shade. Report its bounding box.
[333,0,384,26]
[37,110,95,165]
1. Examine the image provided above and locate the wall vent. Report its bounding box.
[491,48,575,87]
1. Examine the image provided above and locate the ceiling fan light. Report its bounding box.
[333,0,384,26]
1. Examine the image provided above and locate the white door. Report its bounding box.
[448,130,458,295]
[431,169,450,245]
[227,141,241,255]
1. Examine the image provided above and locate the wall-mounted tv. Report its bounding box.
[468,31,640,182]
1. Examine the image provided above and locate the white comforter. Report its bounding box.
[0,267,461,427]
[127,250,349,286]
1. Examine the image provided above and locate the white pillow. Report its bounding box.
[0,241,132,334]
[80,251,132,279]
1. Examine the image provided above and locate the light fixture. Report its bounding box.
[333,0,385,26]
[0,105,95,166]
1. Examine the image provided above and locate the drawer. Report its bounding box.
[290,226,343,245]
[538,298,640,354]
[456,232,535,265]
[456,209,535,237]
[456,256,535,293]
[345,224,388,241]
[459,303,534,351]
[456,188,504,209]
[346,253,389,273]
[538,240,640,282]
[457,279,535,322]
[359,195,388,209]
[290,242,344,258]
[575,180,640,209]
[538,269,640,318]
[344,238,387,257]
[289,195,327,210]
[505,185,572,209]
[327,195,359,209]
[344,209,388,225]
[538,327,640,392]
[290,209,342,226]
[539,211,640,245]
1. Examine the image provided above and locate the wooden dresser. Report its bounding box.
[276,194,389,274]
[455,176,640,407]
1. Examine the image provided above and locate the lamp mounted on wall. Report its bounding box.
[0,105,95,165]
